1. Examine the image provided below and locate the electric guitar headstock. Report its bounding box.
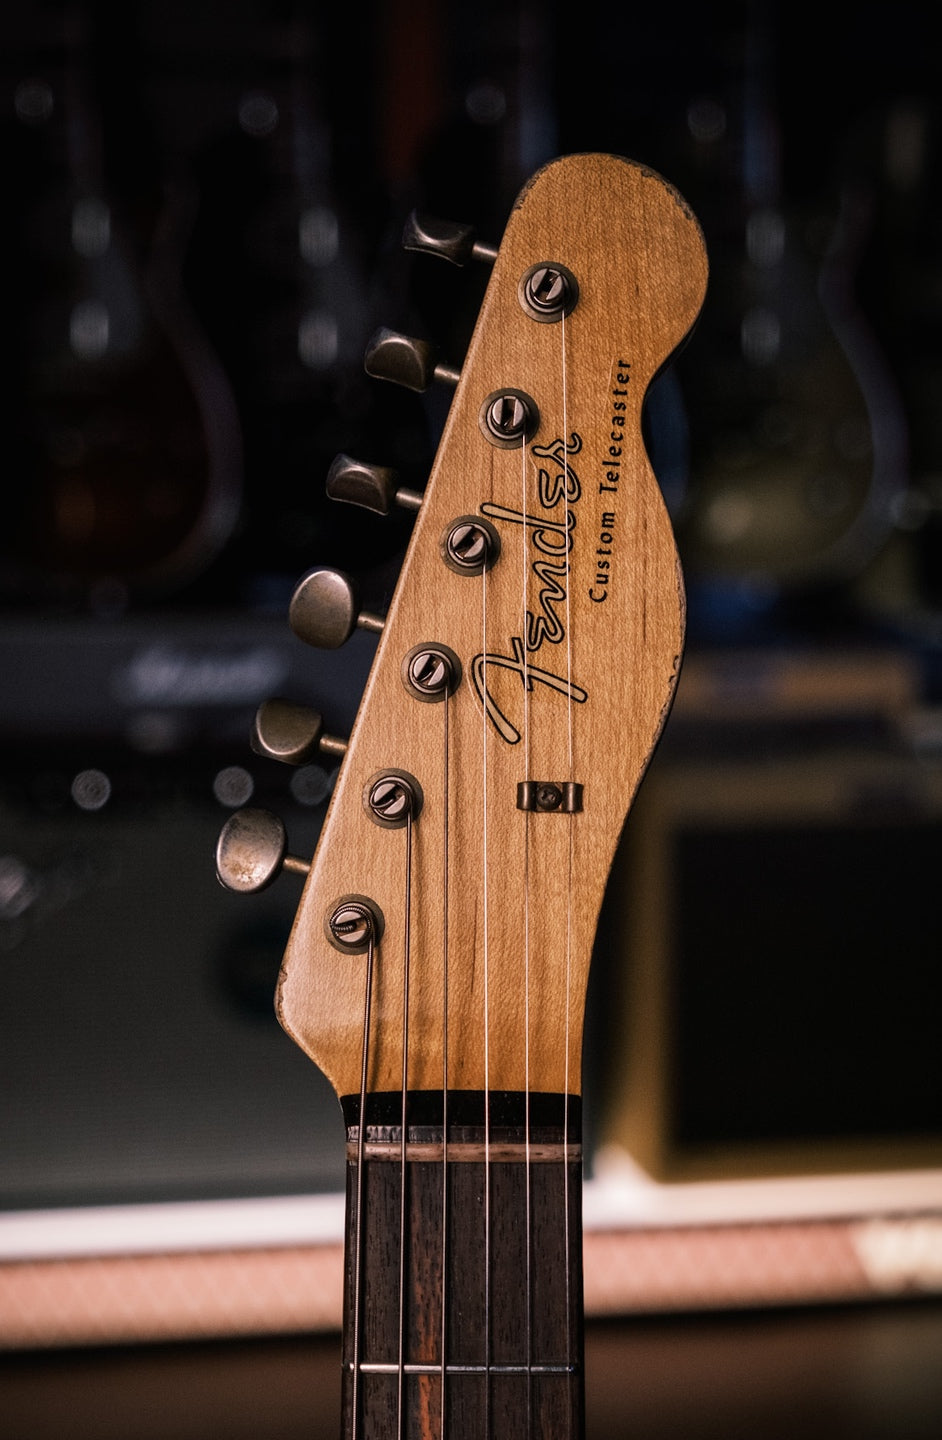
[216,151,706,1436]
[219,151,705,1098]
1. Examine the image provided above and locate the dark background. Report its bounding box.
[1,0,940,1208]
[3,0,942,627]
[2,1,942,1436]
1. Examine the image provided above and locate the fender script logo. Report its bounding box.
[472,434,588,744]
[471,637,588,746]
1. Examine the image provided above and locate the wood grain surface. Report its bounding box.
[277,152,707,1102]
[340,1098,583,1439]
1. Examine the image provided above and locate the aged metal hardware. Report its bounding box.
[519,262,580,323]
[402,210,498,267]
[401,643,461,702]
[215,808,311,893]
[479,389,539,449]
[252,698,348,764]
[441,516,500,575]
[325,895,384,954]
[326,454,423,516]
[289,567,384,650]
[364,327,460,392]
[364,769,423,829]
[516,781,584,813]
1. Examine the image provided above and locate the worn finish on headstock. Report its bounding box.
[277,153,707,1102]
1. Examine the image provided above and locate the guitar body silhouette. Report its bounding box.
[676,6,906,598]
[3,11,241,605]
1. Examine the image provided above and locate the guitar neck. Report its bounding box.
[340,1090,584,1438]
[214,152,707,1438]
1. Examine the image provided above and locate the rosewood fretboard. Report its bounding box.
[340,1091,584,1439]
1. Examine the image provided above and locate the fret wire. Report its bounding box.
[352,1363,579,1376]
[351,930,375,1440]
[346,1141,581,1162]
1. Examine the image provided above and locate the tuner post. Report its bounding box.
[364,769,423,828]
[441,516,500,575]
[518,262,580,323]
[479,389,539,449]
[325,895,384,954]
[400,643,462,702]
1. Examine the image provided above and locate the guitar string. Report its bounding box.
[350,309,575,1440]
[440,687,451,1438]
[351,925,376,1440]
[481,558,491,1440]
[353,313,576,1440]
[560,305,575,1431]
[520,429,533,1438]
[397,806,414,1440]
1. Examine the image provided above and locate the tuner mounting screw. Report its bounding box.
[401,643,462,702]
[480,389,539,449]
[442,517,499,575]
[325,896,384,954]
[365,769,424,828]
[519,262,579,323]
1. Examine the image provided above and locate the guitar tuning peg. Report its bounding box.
[215,808,310,894]
[402,210,498,267]
[289,566,385,650]
[364,327,461,392]
[326,453,423,517]
[251,698,348,765]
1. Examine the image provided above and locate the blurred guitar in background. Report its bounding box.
[670,1,908,612]
[0,4,243,609]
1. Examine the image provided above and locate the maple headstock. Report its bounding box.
[226,153,707,1106]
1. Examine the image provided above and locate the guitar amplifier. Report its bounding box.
[596,647,942,1182]
[0,614,381,1214]
[3,636,938,1207]
[4,635,942,1346]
